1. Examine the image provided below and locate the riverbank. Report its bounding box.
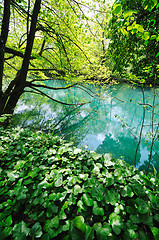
[0,127,159,239]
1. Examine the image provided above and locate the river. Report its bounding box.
[11,80,159,172]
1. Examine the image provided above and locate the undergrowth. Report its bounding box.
[0,127,159,239]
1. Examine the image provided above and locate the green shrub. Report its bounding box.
[0,127,159,240]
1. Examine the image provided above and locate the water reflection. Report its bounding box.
[11,81,159,172]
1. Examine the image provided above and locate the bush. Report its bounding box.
[0,127,159,239]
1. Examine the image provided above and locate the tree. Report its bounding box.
[0,0,110,126]
[108,0,159,85]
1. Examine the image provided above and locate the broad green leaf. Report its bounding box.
[124,11,134,19]
[109,212,123,235]
[29,222,42,238]
[5,215,12,226]
[82,193,94,206]
[112,4,122,15]
[137,25,145,33]
[142,32,150,40]
[51,216,60,228]
[91,185,104,201]
[2,227,12,237]
[85,226,94,240]
[135,198,149,214]
[104,189,120,205]
[72,216,85,232]
[93,223,112,239]
[73,185,82,195]
[121,185,134,197]
[46,203,58,217]
[13,221,29,240]
[150,227,159,239]
[124,229,137,239]
[93,201,104,216]
[54,174,63,187]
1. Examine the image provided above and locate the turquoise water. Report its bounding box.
[12,80,159,172]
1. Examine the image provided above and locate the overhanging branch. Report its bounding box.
[29,85,92,106]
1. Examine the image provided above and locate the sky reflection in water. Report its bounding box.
[12,81,159,172]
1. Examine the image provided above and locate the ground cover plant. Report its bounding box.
[0,127,159,240]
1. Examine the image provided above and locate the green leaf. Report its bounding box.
[93,201,104,216]
[54,174,63,187]
[74,148,82,154]
[73,185,82,195]
[29,222,42,238]
[13,221,29,240]
[137,25,145,33]
[121,185,134,197]
[104,189,120,205]
[51,216,60,228]
[124,229,137,239]
[109,212,123,235]
[93,223,112,240]
[82,193,94,206]
[156,52,159,57]
[142,32,150,40]
[5,215,13,226]
[91,185,104,201]
[135,198,149,214]
[112,4,122,15]
[2,227,13,238]
[151,227,159,240]
[72,216,86,232]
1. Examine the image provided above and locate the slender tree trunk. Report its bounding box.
[0,0,10,97]
[1,0,41,121]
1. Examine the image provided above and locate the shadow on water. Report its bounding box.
[11,80,159,173]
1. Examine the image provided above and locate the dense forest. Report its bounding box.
[0,0,159,239]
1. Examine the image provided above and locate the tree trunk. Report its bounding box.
[0,0,41,126]
[0,0,10,97]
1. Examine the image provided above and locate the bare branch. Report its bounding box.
[29,82,77,90]
[29,85,92,106]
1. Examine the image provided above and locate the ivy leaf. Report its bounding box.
[94,222,112,239]
[54,174,63,187]
[73,185,82,195]
[135,198,149,214]
[5,215,13,226]
[72,216,85,232]
[104,189,120,205]
[29,222,42,238]
[150,227,159,239]
[121,185,134,197]
[82,193,94,206]
[13,221,29,240]
[93,201,104,216]
[109,213,123,235]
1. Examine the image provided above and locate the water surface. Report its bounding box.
[12,80,159,172]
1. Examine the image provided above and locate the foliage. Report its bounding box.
[0,0,111,125]
[0,127,159,239]
[108,0,159,85]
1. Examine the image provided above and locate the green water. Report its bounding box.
[12,80,159,172]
